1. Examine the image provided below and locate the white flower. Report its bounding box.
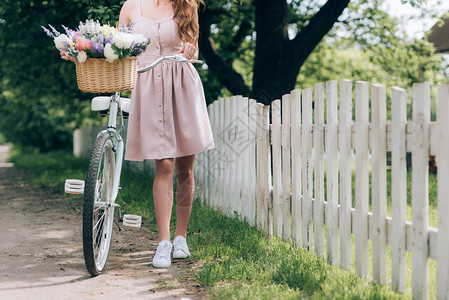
[113,32,134,49]
[132,33,148,44]
[79,19,101,37]
[77,51,87,63]
[100,25,117,38]
[104,43,119,62]
[54,34,70,52]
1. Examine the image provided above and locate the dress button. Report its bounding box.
[158,74,161,78]
[156,46,159,49]
[155,34,159,38]
[160,134,163,137]
[158,89,161,92]
[158,104,162,107]
[159,119,162,122]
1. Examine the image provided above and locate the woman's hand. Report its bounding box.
[60,51,76,62]
[176,42,198,60]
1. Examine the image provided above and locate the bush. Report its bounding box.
[0,93,79,152]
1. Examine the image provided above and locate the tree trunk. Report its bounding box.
[252,0,289,103]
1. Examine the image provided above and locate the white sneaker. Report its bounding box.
[152,240,172,268]
[173,235,191,259]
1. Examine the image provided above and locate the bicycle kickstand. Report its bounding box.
[115,206,123,232]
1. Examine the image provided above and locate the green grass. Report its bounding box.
[10,149,88,192]
[156,275,177,289]
[11,150,415,299]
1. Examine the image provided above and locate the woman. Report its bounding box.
[118,0,215,268]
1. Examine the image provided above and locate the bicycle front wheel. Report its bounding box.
[83,131,116,276]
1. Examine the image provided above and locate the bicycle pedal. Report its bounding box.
[65,179,85,194]
[122,214,142,229]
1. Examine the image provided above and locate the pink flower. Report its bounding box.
[75,36,92,51]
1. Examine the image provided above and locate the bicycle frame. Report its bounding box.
[97,92,124,205]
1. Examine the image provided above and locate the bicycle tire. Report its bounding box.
[83,131,116,276]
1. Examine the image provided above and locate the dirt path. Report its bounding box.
[0,145,206,299]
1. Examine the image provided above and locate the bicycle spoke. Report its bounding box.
[94,220,104,249]
[93,213,105,250]
[93,211,106,232]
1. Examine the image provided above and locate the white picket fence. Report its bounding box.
[193,81,449,299]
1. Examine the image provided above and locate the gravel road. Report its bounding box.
[0,145,205,300]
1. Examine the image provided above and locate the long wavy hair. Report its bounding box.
[172,0,204,45]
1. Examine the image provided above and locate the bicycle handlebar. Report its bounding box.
[137,54,203,74]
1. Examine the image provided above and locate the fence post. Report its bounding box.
[263,105,273,237]
[218,98,225,211]
[339,79,353,271]
[234,95,243,218]
[256,103,266,230]
[411,82,430,299]
[436,83,449,300]
[326,80,339,266]
[391,87,407,293]
[247,98,257,226]
[272,99,283,237]
[224,97,232,215]
[314,83,325,257]
[240,96,251,223]
[302,88,314,251]
[212,100,220,209]
[355,81,369,278]
[230,96,239,217]
[205,103,213,206]
[215,99,221,210]
[282,94,292,242]
[291,89,302,247]
[371,83,387,285]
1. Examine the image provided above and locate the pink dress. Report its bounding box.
[124,0,215,161]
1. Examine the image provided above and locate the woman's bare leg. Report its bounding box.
[153,158,175,242]
[174,154,195,238]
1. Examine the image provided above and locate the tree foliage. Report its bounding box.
[0,0,98,151]
[198,0,447,103]
[298,0,447,87]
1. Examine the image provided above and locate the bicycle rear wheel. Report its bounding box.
[83,131,116,276]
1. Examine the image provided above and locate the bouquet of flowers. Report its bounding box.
[42,20,150,63]
[42,20,150,93]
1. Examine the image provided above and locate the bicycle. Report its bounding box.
[65,54,203,276]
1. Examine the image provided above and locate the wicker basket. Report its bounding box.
[75,57,138,93]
